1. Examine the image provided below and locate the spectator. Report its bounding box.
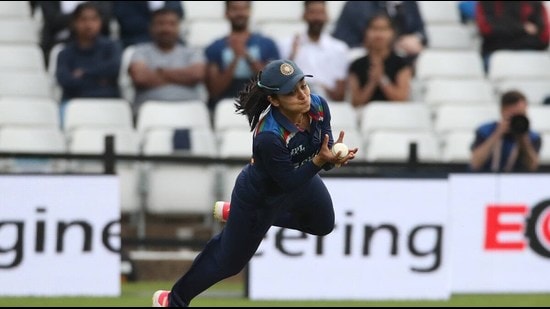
[128,8,206,116]
[37,1,112,68]
[347,13,413,108]
[332,1,427,60]
[476,1,550,72]
[55,2,122,123]
[204,1,280,112]
[277,1,349,102]
[458,1,477,24]
[113,1,184,48]
[470,90,541,172]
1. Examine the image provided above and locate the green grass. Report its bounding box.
[1,280,549,307]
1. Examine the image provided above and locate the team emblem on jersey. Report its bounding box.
[280,63,294,75]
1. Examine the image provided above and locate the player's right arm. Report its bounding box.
[254,133,323,192]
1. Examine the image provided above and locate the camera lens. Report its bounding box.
[510,114,529,135]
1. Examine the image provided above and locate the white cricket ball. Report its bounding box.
[331,142,349,159]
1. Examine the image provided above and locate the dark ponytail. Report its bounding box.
[235,76,272,131]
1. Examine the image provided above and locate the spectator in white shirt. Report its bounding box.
[277,1,349,102]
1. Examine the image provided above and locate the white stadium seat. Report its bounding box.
[218,128,254,202]
[488,51,550,84]
[0,126,65,153]
[213,98,250,133]
[496,80,550,106]
[118,45,136,104]
[360,102,432,135]
[0,126,66,173]
[47,42,65,102]
[540,133,550,164]
[527,106,550,134]
[251,1,302,24]
[184,19,229,48]
[67,128,141,213]
[0,2,32,18]
[0,97,59,128]
[365,131,441,162]
[0,45,45,71]
[441,131,475,163]
[218,129,253,159]
[418,1,461,25]
[68,128,139,156]
[142,127,218,216]
[0,71,52,98]
[424,78,497,107]
[257,20,306,42]
[434,105,499,137]
[327,101,359,131]
[0,20,38,44]
[426,24,475,50]
[137,100,211,135]
[415,50,485,81]
[142,128,217,157]
[63,98,134,132]
[182,1,225,20]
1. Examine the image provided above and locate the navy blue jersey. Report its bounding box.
[168,93,339,306]
[246,94,334,197]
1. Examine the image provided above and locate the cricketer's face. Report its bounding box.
[270,79,311,115]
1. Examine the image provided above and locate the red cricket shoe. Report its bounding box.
[152,290,170,307]
[213,201,230,223]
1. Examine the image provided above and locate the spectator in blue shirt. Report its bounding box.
[458,1,477,24]
[471,90,541,172]
[204,1,280,112]
[56,3,122,103]
[38,1,112,68]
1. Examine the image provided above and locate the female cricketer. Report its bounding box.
[153,59,358,307]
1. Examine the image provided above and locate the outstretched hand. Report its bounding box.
[333,131,358,167]
[313,131,358,168]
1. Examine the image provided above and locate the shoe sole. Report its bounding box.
[152,290,169,307]
[213,201,229,222]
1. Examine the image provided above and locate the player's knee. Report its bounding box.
[311,222,334,236]
[320,223,335,236]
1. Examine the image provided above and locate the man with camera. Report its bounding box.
[470,90,542,172]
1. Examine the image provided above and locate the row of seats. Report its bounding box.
[2,96,550,146]
[2,101,550,169]
[416,50,550,83]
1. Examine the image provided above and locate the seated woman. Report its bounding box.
[347,12,413,108]
[55,2,122,125]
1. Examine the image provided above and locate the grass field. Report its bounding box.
[1,280,550,307]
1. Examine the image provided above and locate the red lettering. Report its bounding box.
[485,205,527,251]
[543,212,550,244]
